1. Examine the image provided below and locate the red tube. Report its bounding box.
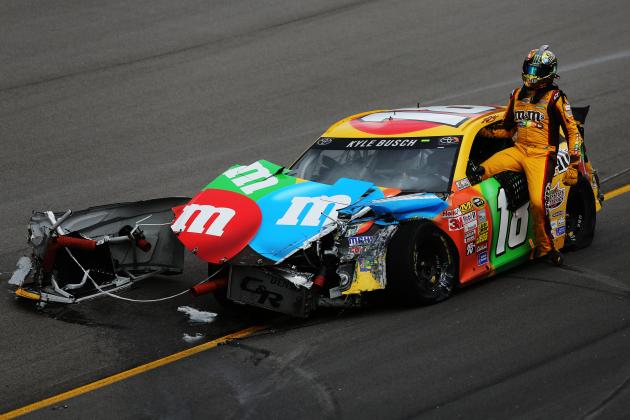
[135,238,152,252]
[190,278,228,297]
[313,274,326,289]
[54,236,97,251]
[42,236,97,272]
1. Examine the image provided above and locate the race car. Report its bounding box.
[9,105,602,316]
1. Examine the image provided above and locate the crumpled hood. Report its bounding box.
[341,193,448,222]
[172,160,382,263]
[172,160,449,264]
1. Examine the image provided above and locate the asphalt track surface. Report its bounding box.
[1,0,630,418]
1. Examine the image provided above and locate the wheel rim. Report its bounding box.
[412,233,453,296]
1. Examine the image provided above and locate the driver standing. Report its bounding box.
[477,45,582,265]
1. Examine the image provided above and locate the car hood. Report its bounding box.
[172,160,446,264]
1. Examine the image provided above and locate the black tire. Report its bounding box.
[386,221,458,305]
[563,177,596,251]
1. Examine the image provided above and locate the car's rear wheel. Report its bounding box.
[563,177,596,251]
[386,221,457,305]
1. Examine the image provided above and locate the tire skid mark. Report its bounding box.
[226,341,342,420]
[508,266,630,298]
[583,374,630,420]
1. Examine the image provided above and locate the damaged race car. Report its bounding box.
[9,105,603,317]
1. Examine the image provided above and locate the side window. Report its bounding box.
[468,121,513,165]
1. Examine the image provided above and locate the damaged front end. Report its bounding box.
[219,192,448,317]
[10,198,189,305]
[9,157,450,318]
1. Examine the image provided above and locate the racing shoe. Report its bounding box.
[535,248,563,266]
[547,249,563,266]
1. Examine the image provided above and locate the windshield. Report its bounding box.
[291,137,460,193]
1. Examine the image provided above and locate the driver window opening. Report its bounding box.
[468,121,514,166]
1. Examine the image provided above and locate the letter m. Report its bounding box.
[223,161,278,194]
[276,195,351,226]
[171,204,235,236]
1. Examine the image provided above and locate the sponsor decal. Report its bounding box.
[518,120,543,129]
[439,136,460,145]
[345,138,419,148]
[554,149,570,176]
[550,220,557,229]
[482,115,497,124]
[448,217,464,231]
[249,177,376,262]
[476,243,488,253]
[514,110,545,122]
[476,232,488,244]
[459,201,474,214]
[442,208,462,218]
[348,236,373,246]
[350,246,362,254]
[545,182,566,210]
[556,226,566,236]
[553,91,560,101]
[464,229,476,244]
[207,160,296,201]
[464,219,477,232]
[455,178,471,191]
[277,194,351,226]
[478,221,488,235]
[477,209,487,223]
[358,257,373,272]
[241,277,283,308]
[477,251,489,266]
[557,217,565,227]
[172,189,262,264]
[471,197,485,208]
[462,211,477,224]
[551,210,564,218]
[466,242,475,256]
[314,136,464,150]
[564,104,573,116]
[223,161,279,195]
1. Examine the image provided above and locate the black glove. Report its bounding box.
[467,161,485,185]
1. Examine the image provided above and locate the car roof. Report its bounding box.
[321,105,504,138]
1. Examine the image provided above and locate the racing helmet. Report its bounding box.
[522,45,558,89]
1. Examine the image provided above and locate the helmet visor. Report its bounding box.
[523,64,549,77]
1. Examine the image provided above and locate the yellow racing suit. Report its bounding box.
[481,85,581,255]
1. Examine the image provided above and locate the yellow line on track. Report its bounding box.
[2,183,628,419]
[604,183,630,201]
[0,325,266,419]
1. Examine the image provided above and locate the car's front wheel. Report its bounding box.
[386,221,458,305]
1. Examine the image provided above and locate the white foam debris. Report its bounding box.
[182,333,205,344]
[177,306,218,323]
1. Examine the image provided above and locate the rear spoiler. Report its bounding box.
[571,106,589,139]
[571,106,589,125]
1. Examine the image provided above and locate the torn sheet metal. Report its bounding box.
[343,224,398,294]
[9,257,32,287]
